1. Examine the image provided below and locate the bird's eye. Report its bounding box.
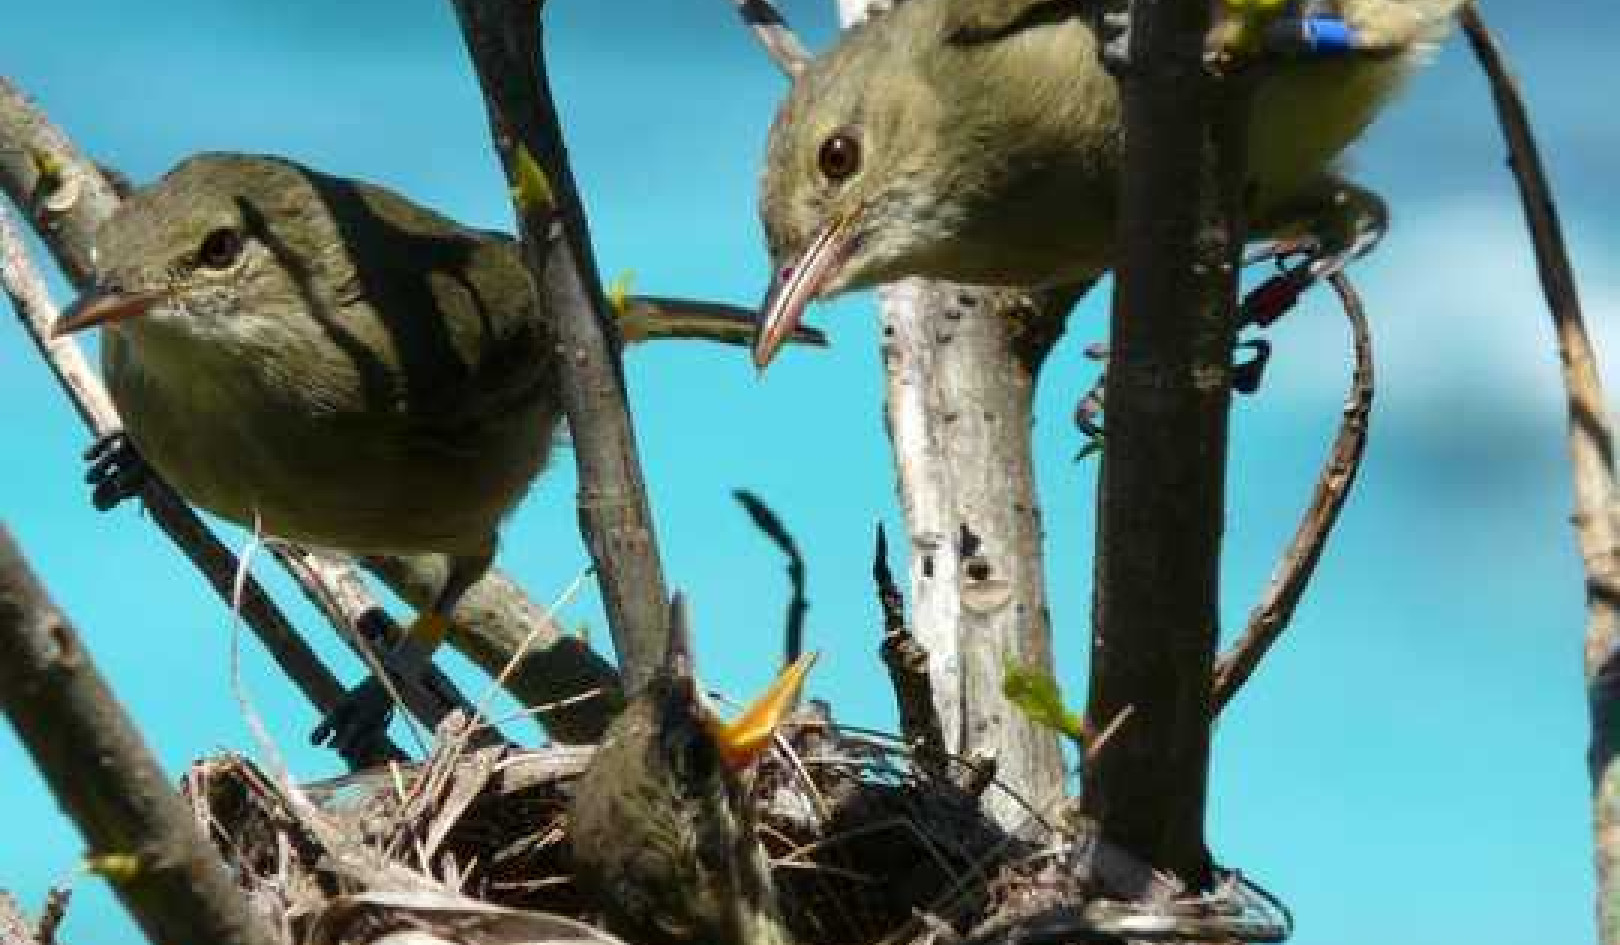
[196,227,244,270]
[817,132,862,182]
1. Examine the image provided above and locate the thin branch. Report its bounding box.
[0,525,280,945]
[448,0,672,691]
[1212,271,1373,712]
[0,203,401,769]
[1459,8,1620,943]
[726,0,812,77]
[734,489,808,666]
[872,523,947,774]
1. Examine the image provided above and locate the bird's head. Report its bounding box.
[53,153,352,351]
[755,13,966,369]
[571,595,813,945]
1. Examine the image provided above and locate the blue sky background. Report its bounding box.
[0,1,1611,942]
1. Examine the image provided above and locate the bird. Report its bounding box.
[752,0,1466,367]
[52,152,804,754]
[568,594,812,945]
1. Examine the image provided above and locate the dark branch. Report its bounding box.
[734,489,809,666]
[0,525,279,945]
[1212,271,1373,711]
[1080,0,1247,887]
[873,523,948,774]
[447,0,672,691]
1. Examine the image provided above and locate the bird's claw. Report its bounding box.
[83,431,149,511]
[311,675,397,755]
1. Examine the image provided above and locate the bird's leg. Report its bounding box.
[311,549,491,754]
[83,431,150,511]
[1241,174,1387,328]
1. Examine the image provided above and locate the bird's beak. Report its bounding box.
[753,211,860,371]
[705,651,818,772]
[52,287,168,337]
[663,593,817,771]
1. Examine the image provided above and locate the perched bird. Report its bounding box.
[53,153,798,752]
[753,0,1465,366]
[569,595,812,945]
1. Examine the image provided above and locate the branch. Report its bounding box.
[733,490,808,666]
[447,1,672,691]
[1212,272,1373,712]
[0,524,279,945]
[1080,0,1248,885]
[872,523,948,774]
[726,0,811,77]
[360,554,622,743]
[1459,8,1620,943]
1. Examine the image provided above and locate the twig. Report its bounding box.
[448,0,672,691]
[1211,271,1373,712]
[734,490,809,666]
[726,0,812,76]
[0,525,280,945]
[873,523,948,775]
[1459,8,1620,943]
[0,203,398,769]
[34,887,67,945]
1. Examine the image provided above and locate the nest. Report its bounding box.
[182,708,1287,945]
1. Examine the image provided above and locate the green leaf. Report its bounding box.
[1003,659,1086,746]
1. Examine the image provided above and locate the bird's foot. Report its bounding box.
[83,431,149,511]
[310,675,396,756]
[310,613,454,755]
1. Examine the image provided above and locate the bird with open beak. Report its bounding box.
[568,595,812,945]
[752,0,1466,368]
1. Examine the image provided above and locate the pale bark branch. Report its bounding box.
[0,524,280,945]
[447,0,672,692]
[1080,0,1247,886]
[726,0,811,77]
[1212,271,1373,712]
[1459,8,1620,942]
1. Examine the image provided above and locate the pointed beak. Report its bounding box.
[661,593,818,771]
[753,212,860,371]
[705,651,818,772]
[52,287,168,337]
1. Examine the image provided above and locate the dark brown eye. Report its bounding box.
[197,227,244,270]
[817,132,861,182]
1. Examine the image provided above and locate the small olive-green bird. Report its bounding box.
[753,0,1465,366]
[569,595,812,945]
[54,153,807,752]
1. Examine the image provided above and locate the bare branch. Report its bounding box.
[1212,272,1373,712]
[1080,0,1248,885]
[734,490,808,666]
[0,524,280,945]
[726,0,812,77]
[1459,8,1620,942]
[872,522,947,774]
[447,1,673,691]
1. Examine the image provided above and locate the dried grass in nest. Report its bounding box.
[181,709,1062,945]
